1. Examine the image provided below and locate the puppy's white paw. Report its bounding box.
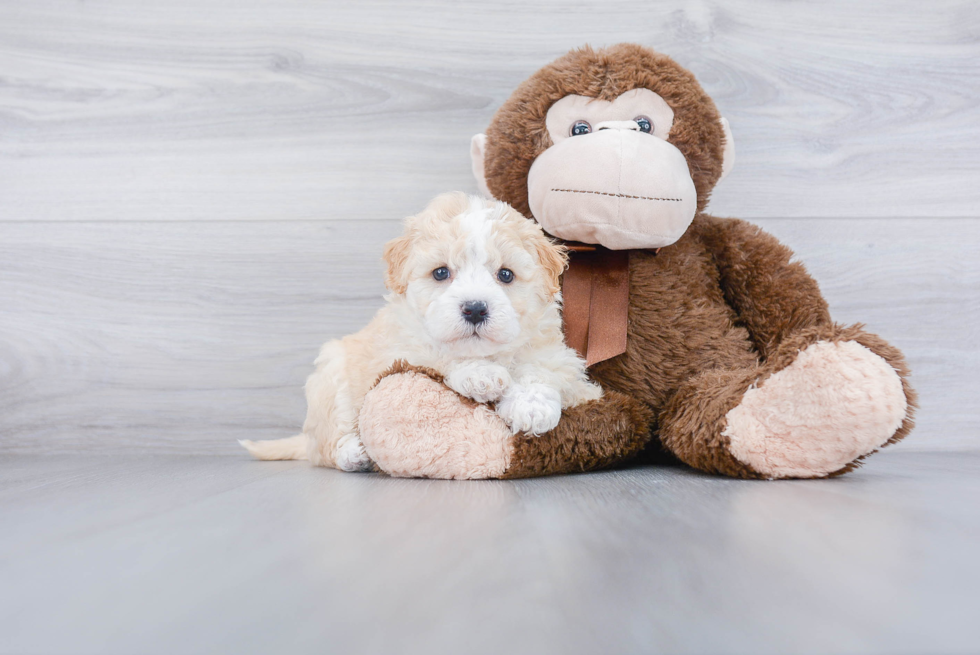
[445,361,512,404]
[496,383,562,436]
[335,434,373,472]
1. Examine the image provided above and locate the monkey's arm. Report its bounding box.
[357,361,653,479]
[699,215,832,359]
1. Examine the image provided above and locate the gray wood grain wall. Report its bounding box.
[1,0,978,454]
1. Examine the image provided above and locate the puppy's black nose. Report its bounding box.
[461,300,489,325]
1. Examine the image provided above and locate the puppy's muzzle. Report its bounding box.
[461,300,489,325]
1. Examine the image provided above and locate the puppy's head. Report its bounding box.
[384,192,567,356]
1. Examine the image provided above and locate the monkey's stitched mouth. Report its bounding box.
[551,188,682,202]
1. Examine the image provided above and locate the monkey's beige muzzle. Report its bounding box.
[527,127,697,250]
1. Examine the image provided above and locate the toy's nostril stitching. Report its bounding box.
[551,188,683,202]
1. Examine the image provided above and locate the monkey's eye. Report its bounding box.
[497,268,515,284]
[634,116,653,133]
[569,120,592,137]
[432,267,450,281]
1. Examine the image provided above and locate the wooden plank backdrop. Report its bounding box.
[1,0,978,453]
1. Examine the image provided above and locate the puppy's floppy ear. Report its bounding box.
[383,232,413,294]
[502,203,568,297]
[535,236,568,297]
[385,193,466,293]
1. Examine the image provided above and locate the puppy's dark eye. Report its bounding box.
[570,120,591,137]
[432,267,450,281]
[497,268,515,284]
[634,116,653,133]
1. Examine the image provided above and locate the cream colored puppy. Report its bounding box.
[241,192,601,471]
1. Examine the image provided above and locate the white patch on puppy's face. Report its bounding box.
[384,193,565,359]
[416,207,521,354]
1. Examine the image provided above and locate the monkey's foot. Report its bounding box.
[358,365,514,479]
[722,340,908,479]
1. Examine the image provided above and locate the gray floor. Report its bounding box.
[2,451,979,654]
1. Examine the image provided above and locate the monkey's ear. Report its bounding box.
[470,134,493,198]
[719,117,736,181]
[382,233,413,294]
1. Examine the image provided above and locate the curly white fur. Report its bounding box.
[241,192,601,470]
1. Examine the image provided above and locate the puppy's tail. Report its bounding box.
[239,434,308,461]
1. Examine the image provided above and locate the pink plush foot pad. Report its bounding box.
[358,369,514,479]
[723,340,908,479]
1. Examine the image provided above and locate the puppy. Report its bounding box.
[241,192,601,471]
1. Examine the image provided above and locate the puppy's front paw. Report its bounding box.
[496,383,562,436]
[335,434,373,472]
[445,361,511,404]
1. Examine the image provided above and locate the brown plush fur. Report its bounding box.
[485,44,726,218]
[502,390,654,478]
[478,44,916,479]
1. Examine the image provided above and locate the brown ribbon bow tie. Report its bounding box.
[561,243,629,367]
[561,243,657,367]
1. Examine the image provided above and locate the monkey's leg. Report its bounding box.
[659,324,916,479]
[358,362,653,480]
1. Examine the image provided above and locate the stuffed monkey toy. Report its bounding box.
[357,43,915,480]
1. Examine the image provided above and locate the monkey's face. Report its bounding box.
[473,44,735,251]
[527,88,699,250]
